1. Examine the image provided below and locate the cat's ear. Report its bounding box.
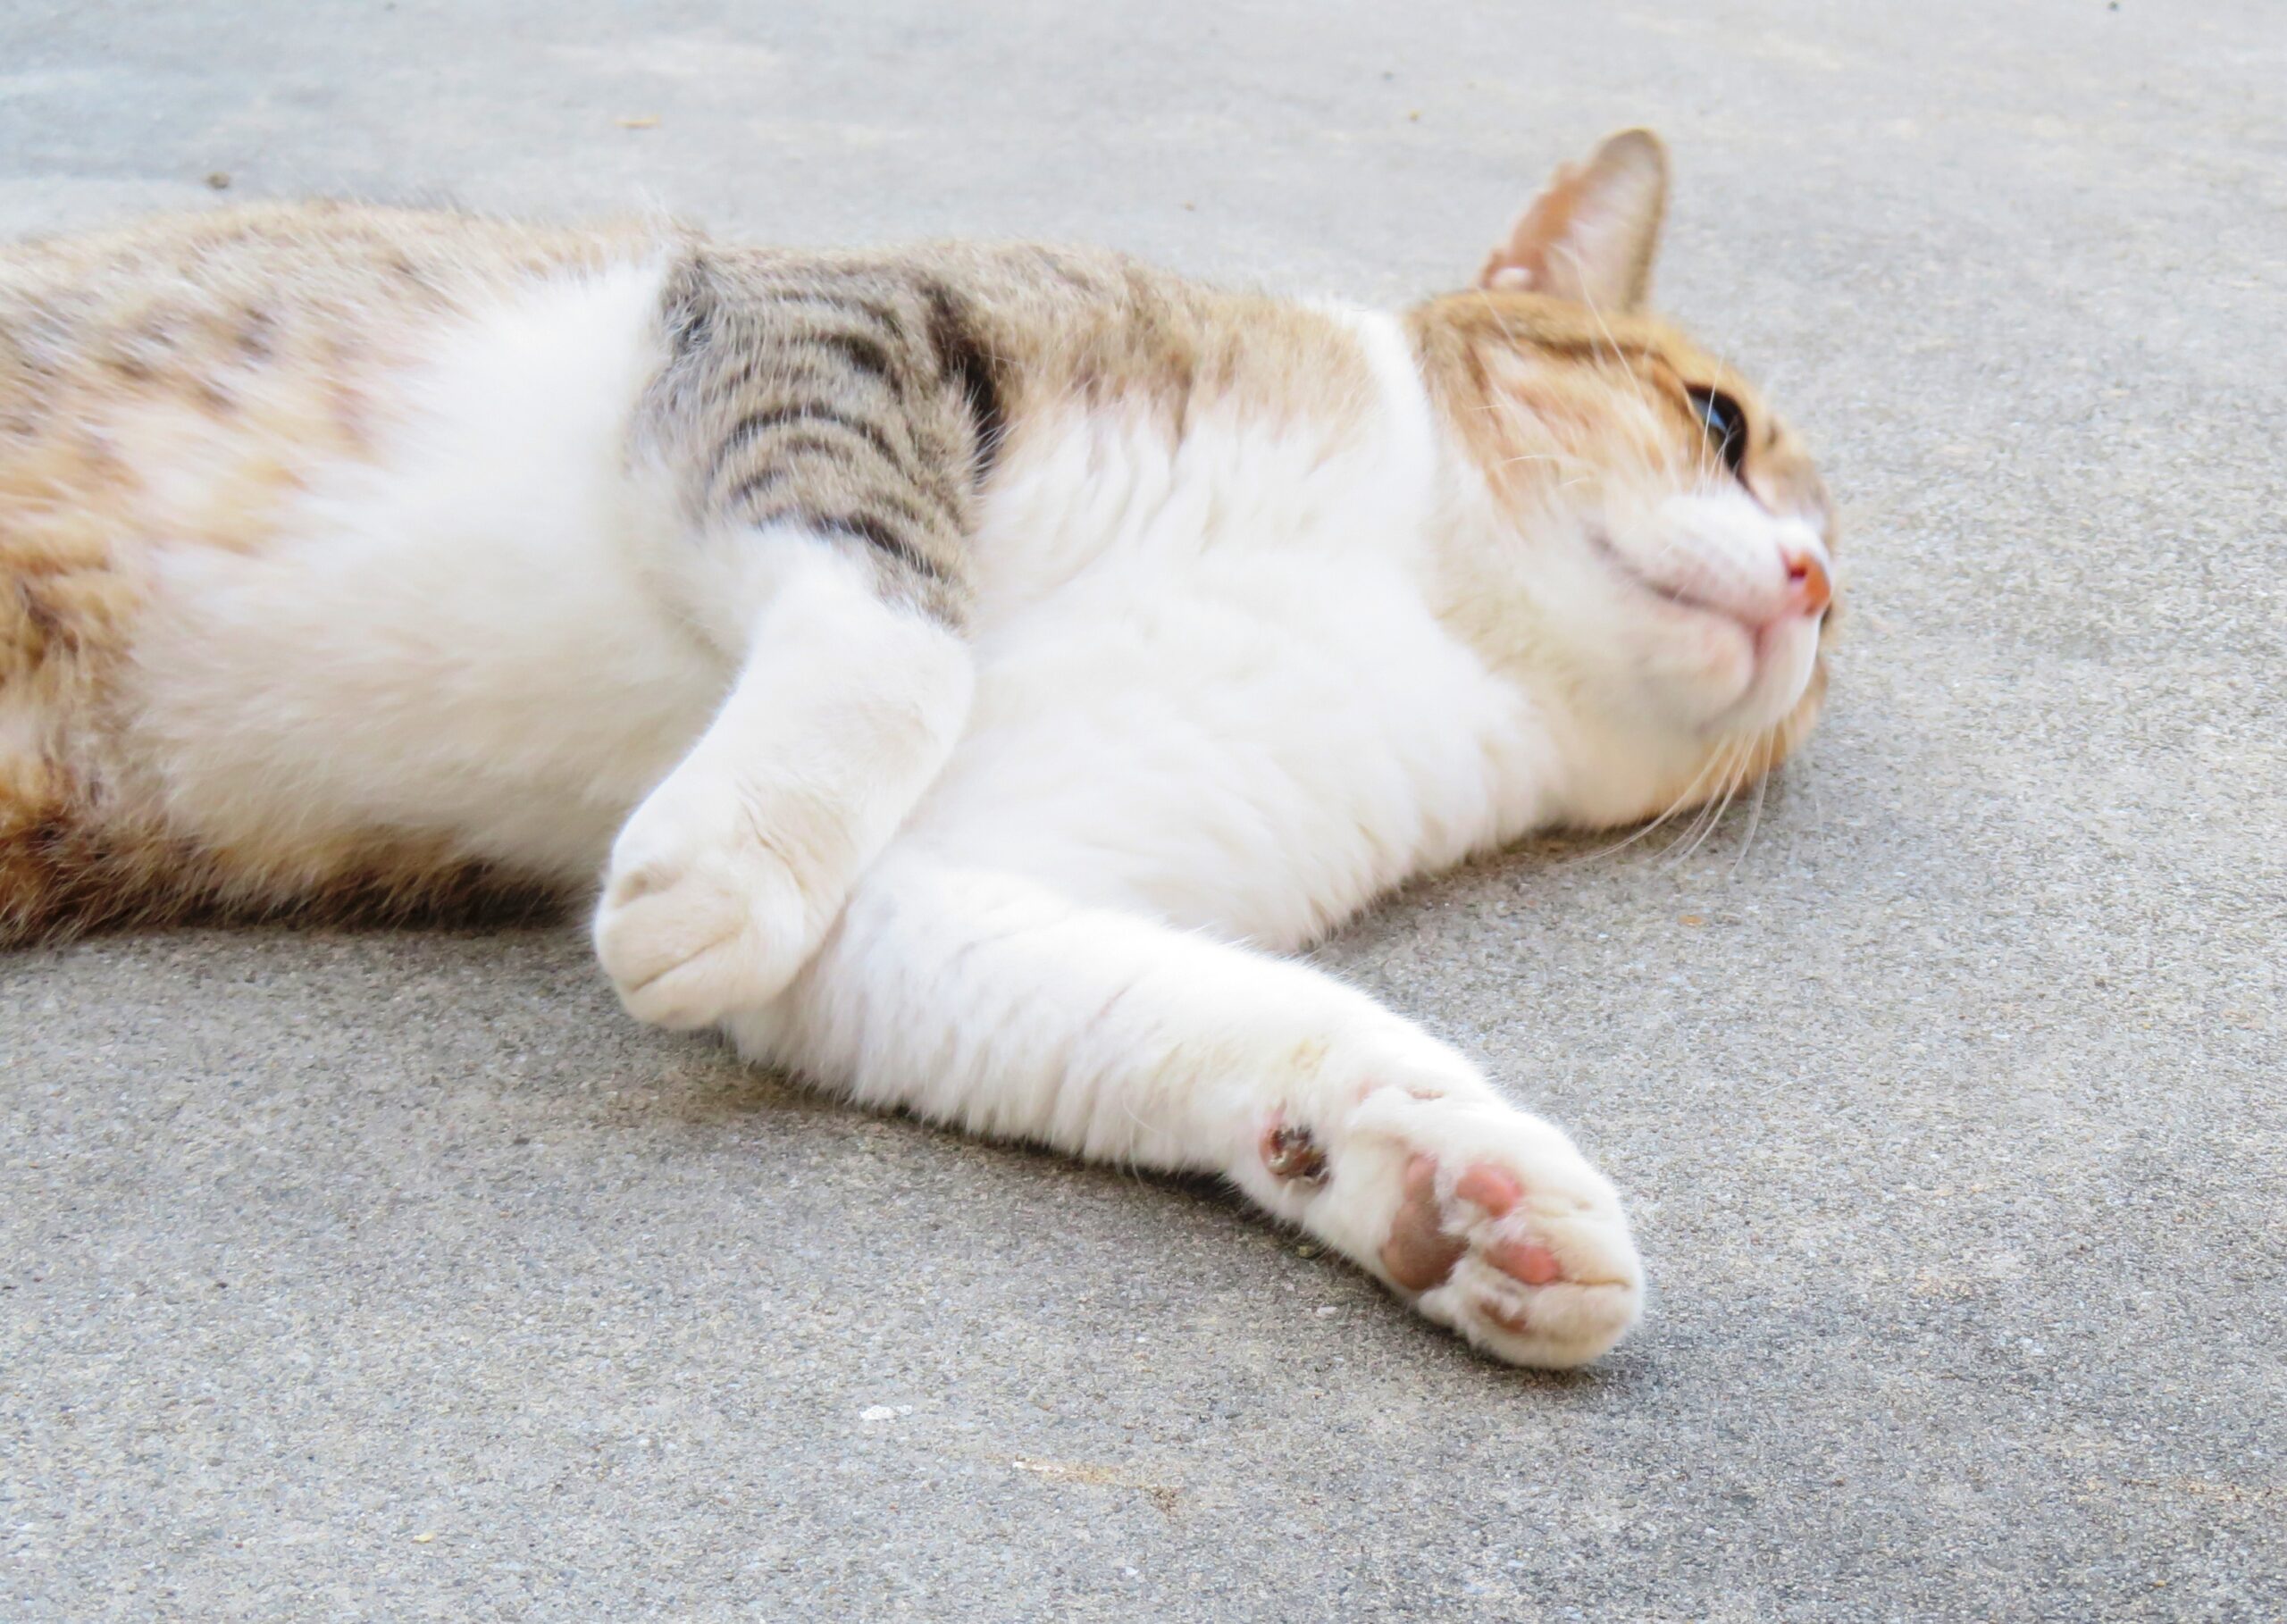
[1479,129,1670,312]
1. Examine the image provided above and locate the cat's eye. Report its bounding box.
[1686,386,1748,476]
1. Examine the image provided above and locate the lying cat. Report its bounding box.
[0,130,1836,1368]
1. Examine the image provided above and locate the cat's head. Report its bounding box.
[1411,130,1837,829]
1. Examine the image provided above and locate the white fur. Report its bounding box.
[594,535,973,1028]
[129,259,716,882]
[125,276,1829,1368]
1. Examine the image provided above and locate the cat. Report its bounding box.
[0,130,1837,1369]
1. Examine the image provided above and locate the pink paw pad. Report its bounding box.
[1454,1165,1520,1217]
[1487,1236,1564,1285]
[1378,1154,1569,1295]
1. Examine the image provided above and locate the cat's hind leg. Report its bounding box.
[593,537,971,1029]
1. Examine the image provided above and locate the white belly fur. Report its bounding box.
[124,259,725,884]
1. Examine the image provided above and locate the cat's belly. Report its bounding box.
[114,260,720,887]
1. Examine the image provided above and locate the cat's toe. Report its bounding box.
[1378,1152,1470,1288]
[593,824,813,1030]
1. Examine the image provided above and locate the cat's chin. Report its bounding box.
[1715,615,1823,736]
[1605,607,1777,739]
[1610,613,1820,745]
[1633,591,1823,740]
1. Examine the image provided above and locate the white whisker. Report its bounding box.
[1730,754,1773,876]
[1556,743,1738,868]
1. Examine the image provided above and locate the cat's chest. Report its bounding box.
[906,353,1552,946]
[912,553,1548,949]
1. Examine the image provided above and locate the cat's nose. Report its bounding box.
[1781,548,1831,617]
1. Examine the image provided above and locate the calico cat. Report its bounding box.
[0,130,1836,1368]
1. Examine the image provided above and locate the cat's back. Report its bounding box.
[0,199,658,347]
[1,202,664,509]
[1,202,675,582]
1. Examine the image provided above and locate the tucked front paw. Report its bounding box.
[592,778,824,1030]
[1269,1084,1645,1369]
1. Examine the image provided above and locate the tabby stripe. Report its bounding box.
[722,461,951,545]
[717,413,965,531]
[727,492,950,584]
[807,328,897,381]
[921,283,1008,469]
[717,403,909,475]
[770,289,904,332]
[714,433,852,501]
[721,468,790,512]
[759,339,904,406]
[820,512,951,582]
[858,481,957,536]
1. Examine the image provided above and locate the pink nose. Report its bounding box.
[1783,549,1831,617]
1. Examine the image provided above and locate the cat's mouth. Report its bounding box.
[1582,523,1825,727]
[1583,524,1750,629]
[1583,523,1827,640]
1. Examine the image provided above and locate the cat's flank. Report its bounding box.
[1,131,1836,1368]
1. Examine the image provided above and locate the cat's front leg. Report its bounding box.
[593,542,970,1029]
[736,857,1644,1368]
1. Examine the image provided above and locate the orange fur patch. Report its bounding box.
[1,205,649,942]
[1408,288,1839,796]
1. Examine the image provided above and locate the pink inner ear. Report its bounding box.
[1480,162,1588,293]
[1474,131,1667,309]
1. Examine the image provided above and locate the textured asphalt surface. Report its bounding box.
[4,4,2283,1618]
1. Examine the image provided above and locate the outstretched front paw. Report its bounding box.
[593,768,828,1030]
[1266,1083,1644,1369]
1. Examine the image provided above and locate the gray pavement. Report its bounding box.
[4,3,2283,1618]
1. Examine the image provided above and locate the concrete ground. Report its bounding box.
[4,2,2282,1617]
